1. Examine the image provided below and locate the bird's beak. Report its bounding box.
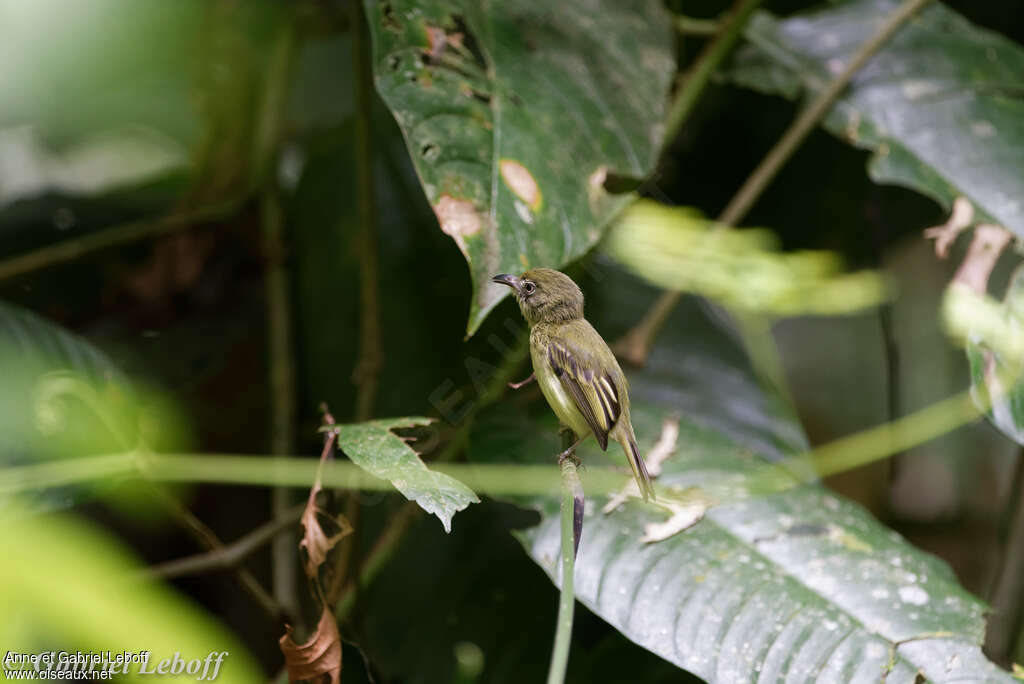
[491,273,520,290]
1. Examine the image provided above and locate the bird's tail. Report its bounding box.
[625,435,655,502]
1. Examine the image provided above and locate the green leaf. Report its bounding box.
[334,417,479,531]
[0,301,138,511]
[363,0,675,334]
[953,267,1024,445]
[1,503,262,683]
[727,0,1024,236]
[470,266,1011,682]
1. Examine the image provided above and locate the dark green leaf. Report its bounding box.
[470,266,1011,682]
[363,0,674,334]
[728,0,1024,236]
[334,417,479,531]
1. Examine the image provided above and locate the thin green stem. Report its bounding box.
[546,458,580,684]
[663,0,763,146]
[674,15,721,36]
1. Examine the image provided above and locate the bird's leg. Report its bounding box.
[508,372,535,389]
[557,430,584,467]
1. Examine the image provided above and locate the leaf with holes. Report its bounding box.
[469,265,1012,682]
[363,0,674,335]
[727,0,1024,238]
[333,417,479,532]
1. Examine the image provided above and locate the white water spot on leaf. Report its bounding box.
[866,642,886,660]
[901,79,943,100]
[514,199,534,224]
[499,159,542,211]
[971,120,996,138]
[898,585,929,606]
[433,195,482,250]
[871,587,890,599]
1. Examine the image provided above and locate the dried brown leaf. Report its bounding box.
[299,482,353,582]
[279,606,342,684]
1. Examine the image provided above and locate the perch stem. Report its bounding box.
[546,456,581,684]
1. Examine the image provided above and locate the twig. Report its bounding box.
[257,17,301,623]
[720,0,933,225]
[985,447,1024,666]
[334,501,422,619]
[149,485,295,625]
[619,0,934,364]
[151,503,305,579]
[663,0,763,148]
[0,199,244,283]
[351,0,382,423]
[546,456,582,684]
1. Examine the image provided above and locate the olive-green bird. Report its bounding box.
[492,268,655,501]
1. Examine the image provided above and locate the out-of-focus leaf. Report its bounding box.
[363,0,674,334]
[0,505,261,683]
[0,302,128,472]
[279,606,342,684]
[604,200,888,316]
[946,266,1024,445]
[727,0,1024,237]
[0,126,187,208]
[470,265,1011,682]
[333,417,478,532]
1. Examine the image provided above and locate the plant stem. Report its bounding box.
[720,0,933,226]
[546,457,581,684]
[334,501,422,619]
[150,503,305,579]
[0,199,244,283]
[663,0,762,148]
[621,0,933,365]
[257,17,300,624]
[985,447,1024,666]
[351,0,382,423]
[673,15,721,36]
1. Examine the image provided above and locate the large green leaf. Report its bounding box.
[363,0,674,334]
[470,265,1012,682]
[0,301,135,510]
[334,417,479,532]
[727,0,1024,237]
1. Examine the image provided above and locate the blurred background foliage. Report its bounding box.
[2,0,1024,681]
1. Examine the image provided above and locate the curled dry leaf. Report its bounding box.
[640,487,713,544]
[279,606,342,684]
[299,482,353,582]
[924,196,974,258]
[603,417,679,514]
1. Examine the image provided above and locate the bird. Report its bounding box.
[492,268,655,501]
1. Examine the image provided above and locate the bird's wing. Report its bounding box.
[547,336,621,450]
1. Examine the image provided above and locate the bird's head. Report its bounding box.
[491,268,584,325]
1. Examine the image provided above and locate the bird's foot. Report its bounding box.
[557,447,581,468]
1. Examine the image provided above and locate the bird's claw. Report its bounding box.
[557,448,581,468]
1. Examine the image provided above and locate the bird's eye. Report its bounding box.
[523,281,536,295]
